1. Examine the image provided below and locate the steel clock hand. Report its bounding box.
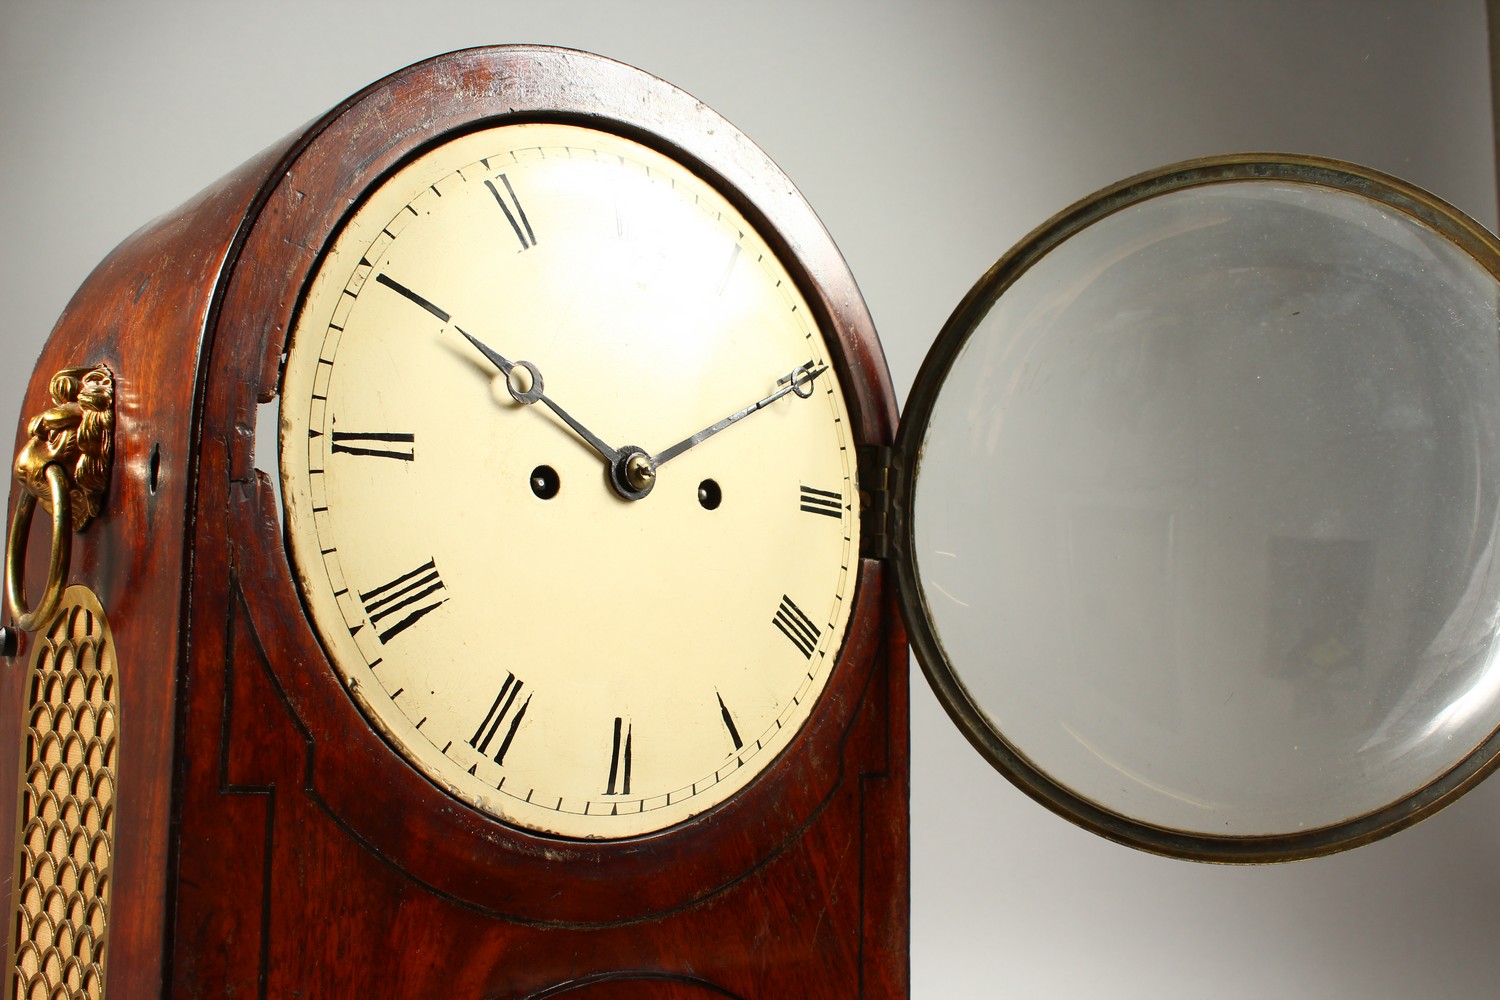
[376,274,825,501]
[454,325,663,503]
[374,273,624,467]
[455,327,622,466]
[456,322,664,501]
[651,361,828,467]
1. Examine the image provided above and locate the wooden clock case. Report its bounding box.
[2,46,908,997]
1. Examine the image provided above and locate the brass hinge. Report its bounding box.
[858,445,894,561]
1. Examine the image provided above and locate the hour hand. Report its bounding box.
[651,361,827,468]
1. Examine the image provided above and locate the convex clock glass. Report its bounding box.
[899,158,1500,860]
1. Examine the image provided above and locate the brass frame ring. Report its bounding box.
[5,464,71,632]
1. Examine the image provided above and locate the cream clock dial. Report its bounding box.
[279,121,859,839]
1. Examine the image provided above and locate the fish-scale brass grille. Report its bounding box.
[8,589,117,1000]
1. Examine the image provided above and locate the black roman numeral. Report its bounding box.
[330,430,415,461]
[485,175,536,250]
[773,595,821,660]
[360,559,447,643]
[799,484,843,518]
[605,717,632,795]
[469,672,530,765]
[717,692,743,751]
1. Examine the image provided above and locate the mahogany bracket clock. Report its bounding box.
[9,45,1500,997]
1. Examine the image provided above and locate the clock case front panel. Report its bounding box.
[1,47,907,997]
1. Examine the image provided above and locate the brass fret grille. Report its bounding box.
[9,588,117,1000]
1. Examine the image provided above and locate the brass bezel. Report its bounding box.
[893,154,1500,863]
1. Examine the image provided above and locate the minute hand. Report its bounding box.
[456,327,621,465]
[651,362,827,467]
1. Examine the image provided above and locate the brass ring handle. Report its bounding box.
[5,464,72,632]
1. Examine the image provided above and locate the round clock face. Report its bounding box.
[279,121,860,839]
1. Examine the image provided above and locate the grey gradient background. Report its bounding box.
[4,1,1500,996]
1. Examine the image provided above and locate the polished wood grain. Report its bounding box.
[3,46,908,997]
[3,131,308,996]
